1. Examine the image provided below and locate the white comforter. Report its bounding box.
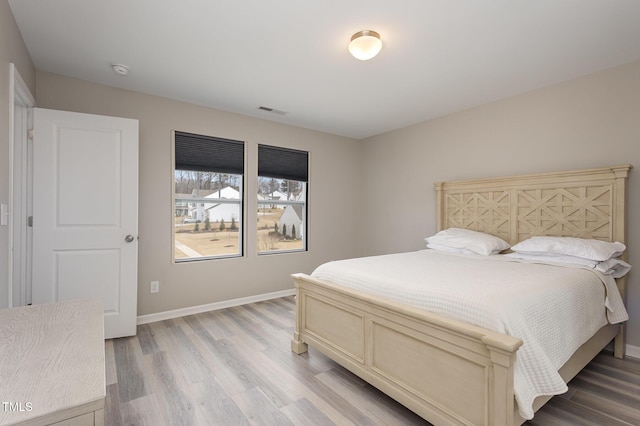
[311,250,628,420]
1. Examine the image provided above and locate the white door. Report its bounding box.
[32,108,139,339]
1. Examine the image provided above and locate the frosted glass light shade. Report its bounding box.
[348,30,382,60]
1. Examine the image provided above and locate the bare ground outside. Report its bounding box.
[174,207,303,258]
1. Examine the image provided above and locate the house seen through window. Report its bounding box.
[173,131,244,261]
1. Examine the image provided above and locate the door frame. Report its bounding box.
[9,63,36,307]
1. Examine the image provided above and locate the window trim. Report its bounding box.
[172,131,246,263]
[256,144,308,255]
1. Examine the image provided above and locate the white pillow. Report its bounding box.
[511,236,625,262]
[504,252,598,267]
[505,252,632,278]
[425,228,510,256]
[596,258,632,278]
[426,243,477,255]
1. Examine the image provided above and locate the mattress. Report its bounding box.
[311,249,628,420]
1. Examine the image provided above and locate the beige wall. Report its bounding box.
[35,72,362,315]
[0,1,35,308]
[4,0,639,350]
[359,60,640,347]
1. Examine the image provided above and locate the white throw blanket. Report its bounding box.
[311,250,628,420]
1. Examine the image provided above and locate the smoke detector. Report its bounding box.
[111,63,129,76]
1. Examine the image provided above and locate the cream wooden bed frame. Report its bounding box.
[291,164,632,426]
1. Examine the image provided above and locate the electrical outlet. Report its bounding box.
[150,281,159,293]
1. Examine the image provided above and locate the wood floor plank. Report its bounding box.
[207,309,246,338]
[142,325,168,354]
[195,310,236,340]
[316,367,432,425]
[230,305,291,347]
[543,396,634,426]
[523,409,572,426]
[112,336,151,403]
[568,389,640,425]
[195,333,264,392]
[239,302,293,331]
[523,353,640,425]
[184,378,249,426]
[104,296,640,425]
[182,314,207,334]
[270,351,383,425]
[592,352,640,375]
[104,339,118,386]
[117,392,169,426]
[104,383,122,426]
[247,344,372,425]
[163,325,216,384]
[146,351,201,426]
[200,328,304,411]
[569,372,640,407]
[232,387,294,426]
[264,297,296,316]
[262,344,342,385]
[280,397,336,426]
[136,323,161,356]
[223,345,301,409]
[221,307,272,351]
[192,330,257,396]
[582,361,640,387]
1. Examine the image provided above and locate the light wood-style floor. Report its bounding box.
[105,296,640,425]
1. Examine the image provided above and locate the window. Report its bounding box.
[257,144,308,254]
[173,131,244,261]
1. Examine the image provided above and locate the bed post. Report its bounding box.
[291,274,309,354]
[434,182,445,231]
[483,335,522,425]
[612,165,632,359]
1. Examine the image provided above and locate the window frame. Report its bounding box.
[257,145,309,255]
[172,131,245,263]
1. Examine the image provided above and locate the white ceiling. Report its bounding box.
[9,0,640,140]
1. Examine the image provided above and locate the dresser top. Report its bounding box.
[0,299,105,425]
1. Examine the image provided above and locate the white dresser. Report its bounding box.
[0,299,105,426]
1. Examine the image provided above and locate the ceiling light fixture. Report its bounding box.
[111,63,129,76]
[348,30,382,60]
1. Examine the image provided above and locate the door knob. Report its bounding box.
[125,235,135,243]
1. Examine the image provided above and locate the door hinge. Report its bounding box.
[27,216,33,227]
[27,129,34,140]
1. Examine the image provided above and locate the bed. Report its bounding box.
[290,164,632,426]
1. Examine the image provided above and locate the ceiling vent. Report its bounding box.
[257,106,287,115]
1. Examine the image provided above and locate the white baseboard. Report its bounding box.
[137,288,295,325]
[626,344,640,359]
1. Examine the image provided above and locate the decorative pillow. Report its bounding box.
[511,236,625,262]
[425,228,510,256]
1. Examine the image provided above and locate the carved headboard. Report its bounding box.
[435,165,631,246]
[434,164,632,354]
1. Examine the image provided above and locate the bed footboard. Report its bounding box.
[291,273,523,426]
